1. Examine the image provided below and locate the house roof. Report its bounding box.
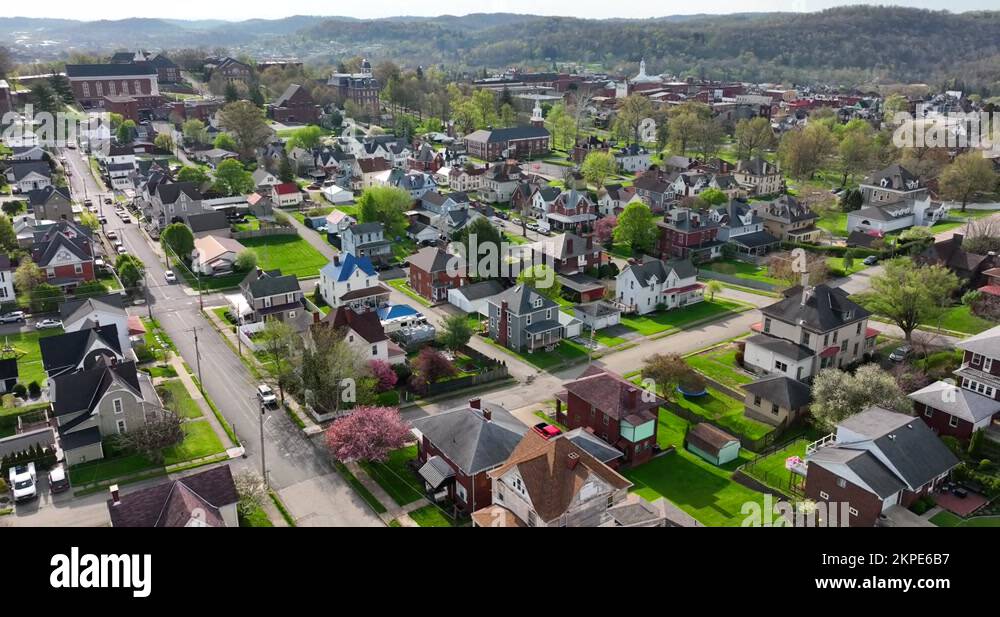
[466,125,550,143]
[241,268,299,298]
[0,358,18,381]
[66,63,157,78]
[560,428,624,464]
[320,253,376,282]
[742,375,812,410]
[347,221,384,236]
[39,324,123,376]
[410,402,527,475]
[560,366,663,423]
[745,333,815,361]
[322,307,387,344]
[453,280,505,301]
[863,164,920,191]
[31,224,93,267]
[530,232,593,260]
[956,325,1000,357]
[154,181,202,204]
[25,185,71,206]
[50,360,141,417]
[735,157,777,176]
[8,161,51,181]
[760,284,869,333]
[273,83,311,108]
[730,230,779,248]
[623,257,696,288]
[687,423,739,455]
[808,447,907,500]
[107,465,239,527]
[59,293,126,323]
[272,182,300,195]
[194,235,245,263]
[187,211,230,233]
[908,380,1000,425]
[407,246,462,274]
[489,430,632,523]
[488,284,558,315]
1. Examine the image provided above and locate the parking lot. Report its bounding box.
[1,475,110,528]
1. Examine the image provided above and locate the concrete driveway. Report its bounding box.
[1,475,110,528]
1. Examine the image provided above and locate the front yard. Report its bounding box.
[155,379,203,419]
[358,445,425,507]
[934,304,996,335]
[480,336,589,370]
[619,299,746,337]
[241,235,329,279]
[409,504,460,527]
[386,278,432,307]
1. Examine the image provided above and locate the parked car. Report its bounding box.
[35,319,63,330]
[863,255,879,266]
[889,345,912,362]
[83,199,92,207]
[116,245,127,255]
[164,271,177,283]
[532,422,562,440]
[104,197,113,205]
[9,463,37,502]
[256,384,277,407]
[48,464,70,494]
[0,311,26,324]
[106,230,118,241]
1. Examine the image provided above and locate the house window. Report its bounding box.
[545,309,551,320]
[836,478,847,489]
[116,419,127,434]
[771,404,779,415]
[455,482,467,503]
[856,323,862,335]
[833,331,838,343]
[774,360,788,372]
[526,315,531,325]
[924,407,933,418]
[113,398,123,414]
[47,268,55,279]
[801,332,810,345]
[527,511,537,527]
[972,353,982,365]
[819,491,830,500]
[82,82,90,97]
[823,334,829,346]
[840,340,848,352]
[753,395,762,407]
[288,311,296,319]
[763,318,771,333]
[949,416,959,428]
[371,345,377,356]
[603,414,609,426]
[984,358,994,372]
[849,507,858,517]
[606,495,614,508]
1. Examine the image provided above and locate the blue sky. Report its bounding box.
[11,1,997,21]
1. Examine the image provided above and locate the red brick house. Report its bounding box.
[30,220,96,292]
[803,407,958,527]
[408,143,444,173]
[268,84,321,124]
[526,232,603,276]
[410,398,528,514]
[555,366,666,466]
[406,247,466,303]
[655,208,724,262]
[464,126,550,161]
[907,325,1000,441]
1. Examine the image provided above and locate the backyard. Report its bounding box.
[930,511,1000,527]
[619,299,747,337]
[685,344,753,390]
[741,439,809,495]
[671,387,775,443]
[700,259,788,287]
[815,210,848,237]
[241,235,329,279]
[0,327,65,387]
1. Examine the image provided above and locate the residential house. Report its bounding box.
[406,221,442,245]
[632,168,677,213]
[317,253,390,312]
[654,207,724,262]
[908,325,1000,441]
[745,283,877,380]
[686,423,741,466]
[614,144,653,173]
[146,181,204,229]
[25,185,74,222]
[755,195,821,244]
[407,247,466,303]
[447,280,506,317]
[268,84,321,124]
[408,143,444,173]
[859,164,928,206]
[464,126,551,161]
[60,293,131,356]
[480,161,524,203]
[325,209,356,236]
[247,193,274,219]
[10,145,47,161]
[472,430,674,528]
[671,171,711,198]
[187,211,232,239]
[320,306,397,364]
[525,232,602,276]
[446,165,487,192]
[572,301,622,331]
[240,268,307,327]
[271,183,303,208]
[391,170,435,199]
[555,366,665,466]
[742,374,813,427]
[355,157,392,189]
[803,407,958,527]
[7,161,52,192]
[847,196,947,235]
[252,168,279,190]
[915,233,997,290]
[543,189,597,233]
[487,285,563,353]
[39,324,125,381]
[192,235,245,276]
[529,186,561,219]
[31,220,96,292]
[614,257,702,315]
[410,398,528,514]
[341,222,392,261]
[51,359,154,466]
[710,199,779,256]
[557,273,607,304]
[108,465,239,527]
[0,255,14,306]
[597,184,638,217]
[733,157,782,196]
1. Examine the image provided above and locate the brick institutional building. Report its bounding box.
[327,59,380,112]
[65,64,160,110]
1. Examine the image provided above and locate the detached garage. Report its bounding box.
[686,423,741,466]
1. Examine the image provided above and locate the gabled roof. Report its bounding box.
[530,232,593,260]
[322,306,387,344]
[760,284,869,332]
[623,257,696,288]
[59,293,126,322]
[51,359,141,417]
[687,423,739,455]
[488,284,558,315]
[956,325,1000,357]
[742,375,812,409]
[241,268,300,298]
[39,324,123,376]
[908,380,1000,424]
[560,366,663,424]
[407,247,462,274]
[347,221,384,236]
[808,447,906,499]
[194,235,245,263]
[735,157,777,176]
[107,465,239,527]
[66,63,156,78]
[187,211,230,233]
[25,185,71,206]
[8,161,51,181]
[272,182,300,196]
[453,280,505,301]
[154,181,202,204]
[321,253,377,282]
[863,164,920,190]
[410,402,527,475]
[32,226,93,267]
[273,83,312,108]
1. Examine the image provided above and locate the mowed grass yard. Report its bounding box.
[0,327,65,387]
[241,235,328,279]
[673,388,774,443]
[685,345,754,390]
[743,439,808,493]
[155,379,203,419]
[359,445,426,507]
[930,511,1000,527]
[700,260,788,287]
[935,304,997,335]
[619,299,746,336]
[816,210,848,237]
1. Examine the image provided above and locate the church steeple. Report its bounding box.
[531,98,544,127]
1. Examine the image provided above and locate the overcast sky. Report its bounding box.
[9,1,997,21]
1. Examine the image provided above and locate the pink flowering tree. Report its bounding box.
[325,406,411,463]
[369,360,398,392]
[595,215,617,246]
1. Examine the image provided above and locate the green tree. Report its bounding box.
[116,120,137,144]
[213,159,255,196]
[456,218,504,280]
[161,223,195,266]
[154,133,175,153]
[778,123,836,180]
[176,166,209,184]
[356,185,411,239]
[734,116,775,159]
[842,249,856,272]
[78,211,99,232]
[811,365,911,430]
[545,103,576,150]
[517,264,562,301]
[14,258,44,294]
[698,188,728,206]
[213,133,237,152]
[286,126,324,152]
[836,121,874,187]
[612,202,656,255]
[278,155,295,183]
[258,319,301,404]
[705,280,722,301]
[499,103,517,128]
[31,82,60,114]
[613,94,654,145]
[235,249,258,272]
[855,258,960,343]
[581,151,617,191]
[116,254,146,289]
[0,215,17,252]
[438,313,473,351]
[939,152,998,212]
[217,101,271,159]
[182,119,208,146]
[30,283,64,313]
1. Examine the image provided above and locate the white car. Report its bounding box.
[9,463,37,503]
[164,270,177,283]
[0,311,25,324]
[35,319,63,330]
[106,230,118,241]
[256,384,278,407]
[116,245,127,255]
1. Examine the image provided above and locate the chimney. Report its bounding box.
[625,386,638,409]
[110,484,121,506]
[800,272,812,306]
[566,237,574,254]
[566,452,580,470]
[332,254,340,266]
[469,397,482,410]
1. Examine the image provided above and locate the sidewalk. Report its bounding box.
[344,460,429,526]
[166,353,241,451]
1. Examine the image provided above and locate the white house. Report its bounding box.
[325,209,356,235]
[597,185,639,217]
[271,183,303,208]
[341,222,392,260]
[0,255,15,305]
[322,306,391,363]
[447,280,506,316]
[317,253,390,311]
[192,235,245,276]
[7,161,52,193]
[614,258,703,315]
[846,196,948,235]
[59,294,131,360]
[614,145,653,173]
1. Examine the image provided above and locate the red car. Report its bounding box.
[533,423,562,440]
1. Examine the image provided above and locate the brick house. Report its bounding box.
[803,407,958,527]
[555,366,665,466]
[464,126,550,161]
[406,247,466,303]
[410,398,528,514]
[654,207,723,262]
[525,232,603,276]
[327,60,380,112]
[30,220,96,292]
[408,143,444,173]
[543,189,597,233]
[268,84,321,124]
[908,325,1000,441]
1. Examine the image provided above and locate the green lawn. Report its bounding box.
[826,257,868,277]
[334,204,360,218]
[387,278,432,307]
[155,379,203,419]
[359,445,425,507]
[742,439,808,493]
[686,345,754,390]
[0,327,65,387]
[673,388,774,443]
[935,305,996,335]
[0,402,50,438]
[816,210,848,237]
[238,503,274,527]
[409,504,459,527]
[240,235,328,279]
[930,511,1000,527]
[480,336,589,370]
[701,259,788,287]
[212,306,236,326]
[587,326,629,348]
[619,299,745,336]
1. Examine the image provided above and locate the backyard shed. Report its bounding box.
[686,423,741,466]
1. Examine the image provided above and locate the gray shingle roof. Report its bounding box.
[908,381,1000,424]
[761,284,869,333]
[410,403,527,474]
[743,375,812,409]
[808,447,906,499]
[488,284,558,315]
[746,333,815,361]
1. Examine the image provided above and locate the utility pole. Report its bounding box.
[258,397,268,487]
[189,326,203,392]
